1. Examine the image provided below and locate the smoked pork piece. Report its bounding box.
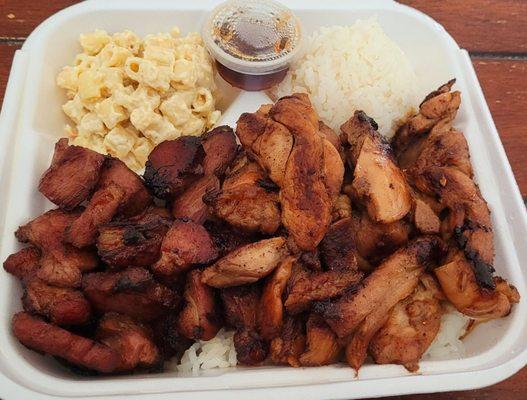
[96,313,161,371]
[202,237,289,288]
[177,270,220,341]
[12,312,120,373]
[15,209,98,288]
[369,274,443,372]
[269,315,306,367]
[82,267,177,321]
[392,79,461,158]
[143,137,205,199]
[340,111,411,224]
[39,139,105,210]
[258,257,294,340]
[152,219,218,277]
[65,185,126,248]
[96,158,152,217]
[299,314,341,367]
[221,284,268,365]
[23,279,91,326]
[201,125,239,177]
[271,94,344,250]
[97,209,172,268]
[236,111,293,186]
[151,313,192,360]
[3,246,41,281]
[435,250,519,320]
[412,198,441,234]
[172,175,220,223]
[204,161,281,234]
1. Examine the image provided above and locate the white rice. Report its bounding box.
[424,305,471,360]
[171,329,237,375]
[274,18,420,138]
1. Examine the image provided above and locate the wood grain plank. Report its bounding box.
[0,44,19,108]
[399,0,527,53]
[472,58,527,197]
[0,0,79,38]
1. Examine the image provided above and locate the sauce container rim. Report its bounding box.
[201,0,304,75]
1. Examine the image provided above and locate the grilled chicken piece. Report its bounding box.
[353,212,410,263]
[272,94,343,250]
[318,121,342,154]
[392,79,461,157]
[319,236,443,339]
[340,111,411,224]
[299,250,322,271]
[23,279,91,326]
[152,220,217,277]
[3,246,41,281]
[299,314,341,367]
[144,137,205,199]
[65,185,126,248]
[320,218,358,271]
[369,274,443,372]
[402,126,472,177]
[221,284,268,365]
[411,166,494,288]
[39,140,105,210]
[201,125,238,177]
[96,158,152,217]
[177,270,220,341]
[204,161,281,234]
[412,198,441,234]
[435,250,519,319]
[258,256,294,340]
[172,175,220,223]
[236,111,293,186]
[97,209,172,268]
[331,194,352,222]
[201,237,289,288]
[203,220,254,257]
[82,267,177,321]
[12,312,120,373]
[285,265,363,314]
[269,315,306,367]
[96,313,161,371]
[15,209,98,288]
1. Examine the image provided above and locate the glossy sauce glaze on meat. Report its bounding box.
[3,87,518,376]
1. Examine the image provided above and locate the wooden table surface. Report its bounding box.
[0,1,525,399]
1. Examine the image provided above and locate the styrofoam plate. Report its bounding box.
[0,0,526,399]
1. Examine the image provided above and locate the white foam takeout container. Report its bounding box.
[0,0,526,399]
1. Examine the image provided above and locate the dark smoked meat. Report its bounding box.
[96,158,152,217]
[15,209,98,288]
[65,184,126,248]
[39,140,105,210]
[269,315,306,367]
[23,279,91,326]
[233,329,268,365]
[82,267,177,321]
[151,313,192,360]
[319,217,358,271]
[96,312,161,371]
[97,209,172,268]
[203,220,254,257]
[172,175,220,223]
[152,219,218,277]
[201,125,239,177]
[177,270,220,341]
[3,246,41,281]
[12,312,120,373]
[143,137,205,199]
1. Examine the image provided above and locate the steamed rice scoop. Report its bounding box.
[274,18,420,138]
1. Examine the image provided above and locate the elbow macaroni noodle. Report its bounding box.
[57,28,221,171]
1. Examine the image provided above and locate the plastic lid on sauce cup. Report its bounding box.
[201,0,303,76]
